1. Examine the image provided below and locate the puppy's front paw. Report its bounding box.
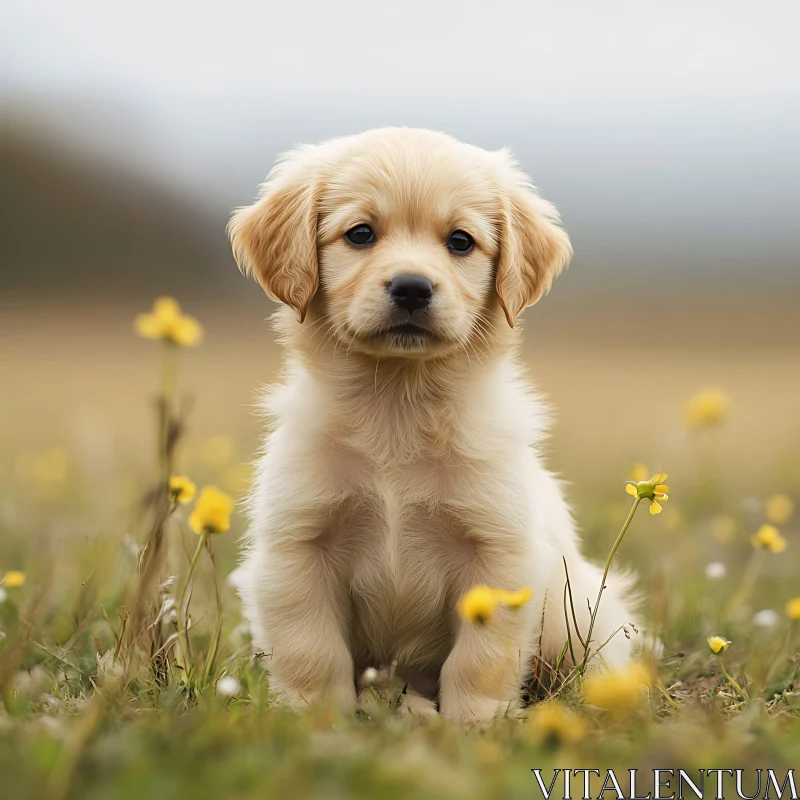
[270,685,314,712]
[396,690,439,721]
[270,681,356,714]
[357,683,440,721]
[439,691,505,724]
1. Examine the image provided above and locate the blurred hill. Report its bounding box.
[0,125,236,305]
[1,106,798,352]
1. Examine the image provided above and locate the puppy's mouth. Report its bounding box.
[340,317,451,358]
[369,322,438,345]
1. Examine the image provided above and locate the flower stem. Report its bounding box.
[159,342,179,481]
[758,623,794,695]
[579,497,641,673]
[729,548,767,617]
[202,537,224,684]
[177,531,208,685]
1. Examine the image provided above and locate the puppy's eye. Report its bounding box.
[447,230,474,254]
[344,224,375,247]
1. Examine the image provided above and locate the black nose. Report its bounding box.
[388,274,433,313]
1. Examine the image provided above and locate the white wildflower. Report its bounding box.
[216,675,242,697]
[704,562,726,580]
[754,609,779,628]
[361,667,379,686]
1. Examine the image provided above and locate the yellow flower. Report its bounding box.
[684,387,731,428]
[786,598,800,621]
[630,463,650,483]
[458,586,498,625]
[168,475,196,504]
[707,636,731,655]
[766,494,795,526]
[2,571,26,589]
[625,473,669,515]
[528,700,586,746]
[458,585,534,624]
[189,486,234,535]
[751,524,787,553]
[496,586,533,610]
[583,662,651,717]
[134,297,203,347]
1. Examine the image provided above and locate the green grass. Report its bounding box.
[2,339,800,800]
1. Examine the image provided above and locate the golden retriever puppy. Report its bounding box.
[229,127,639,722]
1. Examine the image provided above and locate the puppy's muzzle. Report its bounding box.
[388,274,433,314]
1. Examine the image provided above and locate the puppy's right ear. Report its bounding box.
[228,149,319,323]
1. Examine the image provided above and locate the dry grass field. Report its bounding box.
[1,297,800,799]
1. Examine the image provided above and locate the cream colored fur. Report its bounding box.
[229,127,640,722]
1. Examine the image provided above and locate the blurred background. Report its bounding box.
[3,9,800,793]
[2,0,799,493]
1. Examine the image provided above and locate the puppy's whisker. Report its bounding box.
[460,342,474,371]
[345,325,367,359]
[302,316,331,339]
[464,338,485,368]
[468,323,491,350]
[332,334,342,363]
[470,332,491,361]
[312,322,340,358]
[470,314,496,358]
[462,324,489,362]
[472,340,487,366]
[475,310,497,330]
[307,317,333,344]
[473,315,498,347]
[474,311,497,337]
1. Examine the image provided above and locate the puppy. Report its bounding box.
[229,127,639,722]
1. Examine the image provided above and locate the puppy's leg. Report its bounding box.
[439,536,535,723]
[246,532,356,712]
[439,614,529,723]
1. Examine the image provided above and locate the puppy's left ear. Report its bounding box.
[495,161,573,328]
[228,148,319,323]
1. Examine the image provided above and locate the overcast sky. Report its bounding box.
[6,1,799,105]
[3,0,799,278]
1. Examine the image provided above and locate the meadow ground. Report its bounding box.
[1,299,800,799]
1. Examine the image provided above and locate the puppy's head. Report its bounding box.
[229,128,571,359]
